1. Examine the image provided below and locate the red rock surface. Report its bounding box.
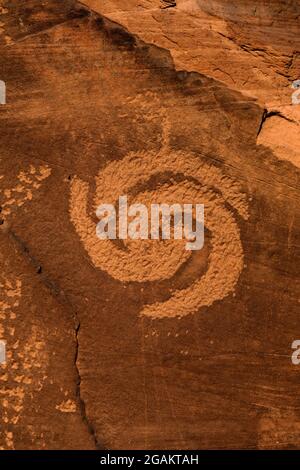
[0,0,299,450]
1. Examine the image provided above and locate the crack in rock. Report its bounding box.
[3,228,104,449]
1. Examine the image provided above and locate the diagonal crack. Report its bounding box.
[74,320,104,450]
[4,227,105,450]
[256,108,296,138]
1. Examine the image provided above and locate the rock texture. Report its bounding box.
[82,0,300,168]
[0,0,299,450]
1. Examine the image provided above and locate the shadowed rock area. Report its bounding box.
[0,0,300,450]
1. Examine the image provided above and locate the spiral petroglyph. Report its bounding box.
[69,99,249,319]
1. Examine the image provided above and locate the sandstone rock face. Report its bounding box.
[83,0,300,167]
[0,0,299,450]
